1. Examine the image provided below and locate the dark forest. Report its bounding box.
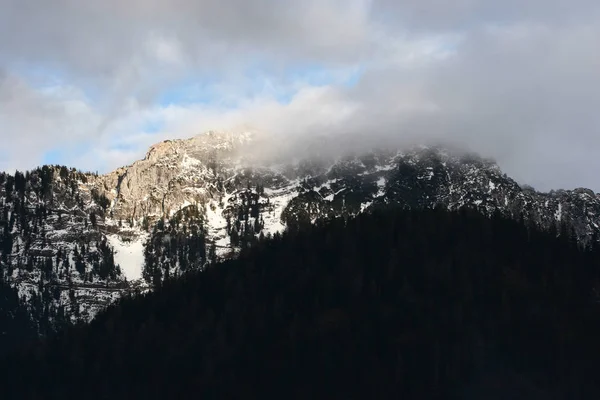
[2,206,600,399]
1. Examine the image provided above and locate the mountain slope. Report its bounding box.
[0,167,127,334]
[2,130,600,329]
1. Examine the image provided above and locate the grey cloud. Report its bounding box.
[371,0,600,31]
[244,19,600,192]
[0,70,98,171]
[0,0,368,78]
[337,22,600,191]
[1,0,600,193]
[0,0,370,134]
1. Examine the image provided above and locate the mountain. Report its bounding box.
[2,130,600,332]
[3,207,600,399]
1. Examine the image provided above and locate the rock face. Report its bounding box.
[96,131,255,220]
[2,130,600,331]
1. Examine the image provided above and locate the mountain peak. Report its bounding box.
[142,129,258,164]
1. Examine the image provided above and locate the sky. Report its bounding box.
[1,0,599,192]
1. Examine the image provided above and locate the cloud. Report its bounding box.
[371,0,600,31]
[0,0,369,77]
[0,70,99,171]
[0,0,599,191]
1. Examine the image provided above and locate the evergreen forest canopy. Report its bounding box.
[2,206,600,399]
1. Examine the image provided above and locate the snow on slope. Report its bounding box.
[262,183,298,236]
[107,233,148,281]
[204,196,232,257]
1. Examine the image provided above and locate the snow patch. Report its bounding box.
[361,201,373,212]
[262,185,297,236]
[376,177,386,197]
[204,197,231,254]
[375,163,395,172]
[107,233,148,281]
[181,154,202,169]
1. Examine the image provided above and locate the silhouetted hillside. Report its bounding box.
[2,206,600,399]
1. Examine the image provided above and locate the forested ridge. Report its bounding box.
[2,206,600,399]
[0,166,125,334]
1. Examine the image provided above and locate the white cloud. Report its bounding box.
[145,34,185,66]
[0,71,99,171]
